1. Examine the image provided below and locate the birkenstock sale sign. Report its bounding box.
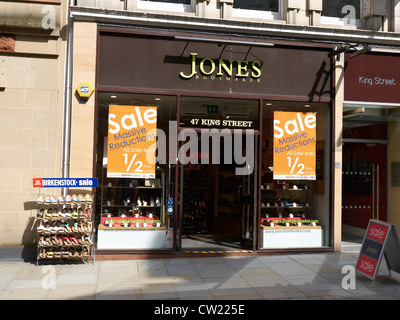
[107,105,157,178]
[33,178,98,188]
[273,111,316,180]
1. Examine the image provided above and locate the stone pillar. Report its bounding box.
[333,52,344,252]
[393,0,400,32]
[70,21,97,183]
[363,0,388,31]
[220,0,233,19]
[195,0,221,18]
[307,0,322,26]
[284,0,302,24]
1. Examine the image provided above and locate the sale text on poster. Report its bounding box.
[273,111,316,180]
[107,105,157,178]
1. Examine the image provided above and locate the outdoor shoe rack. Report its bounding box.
[35,194,95,265]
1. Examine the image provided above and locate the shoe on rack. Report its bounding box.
[37,221,45,233]
[78,194,84,203]
[36,195,45,205]
[69,236,79,246]
[50,196,57,205]
[85,236,93,245]
[85,194,92,203]
[38,236,46,247]
[37,208,44,219]
[63,236,71,246]
[63,223,72,233]
[72,208,78,218]
[51,236,59,246]
[71,194,78,205]
[44,195,51,205]
[82,247,89,257]
[39,248,46,259]
[43,222,51,234]
[78,234,86,245]
[45,209,53,219]
[86,208,91,219]
[46,237,52,247]
[57,195,64,204]
[69,247,77,257]
[65,194,72,204]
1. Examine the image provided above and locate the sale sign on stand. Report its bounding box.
[356,219,400,284]
[273,111,316,180]
[107,105,157,178]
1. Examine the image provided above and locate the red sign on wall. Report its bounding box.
[344,53,400,104]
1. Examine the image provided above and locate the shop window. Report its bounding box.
[137,0,193,13]
[321,0,362,27]
[260,101,331,249]
[233,0,282,20]
[95,92,177,250]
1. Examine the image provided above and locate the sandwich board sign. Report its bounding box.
[356,219,400,285]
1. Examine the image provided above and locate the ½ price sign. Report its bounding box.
[273,111,316,180]
[107,105,157,178]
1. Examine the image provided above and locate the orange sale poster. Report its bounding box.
[273,111,316,180]
[107,105,157,178]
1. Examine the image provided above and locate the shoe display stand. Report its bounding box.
[35,194,95,265]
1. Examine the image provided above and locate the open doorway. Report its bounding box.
[178,134,258,252]
[342,118,388,238]
[177,96,259,252]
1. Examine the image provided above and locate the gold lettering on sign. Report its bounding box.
[179,53,262,81]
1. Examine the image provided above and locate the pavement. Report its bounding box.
[0,243,400,301]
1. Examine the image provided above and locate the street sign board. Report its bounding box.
[356,219,400,282]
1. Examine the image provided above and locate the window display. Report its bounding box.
[99,169,166,230]
[95,93,177,250]
[260,101,331,249]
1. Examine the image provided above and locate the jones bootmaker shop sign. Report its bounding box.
[107,105,157,178]
[273,111,316,180]
[97,32,332,100]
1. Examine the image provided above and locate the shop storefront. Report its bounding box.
[93,28,335,254]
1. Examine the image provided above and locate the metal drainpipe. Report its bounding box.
[61,0,74,197]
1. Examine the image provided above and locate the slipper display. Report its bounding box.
[35,193,94,262]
